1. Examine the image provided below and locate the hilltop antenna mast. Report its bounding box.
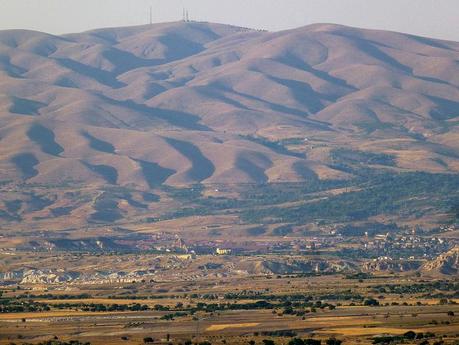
[182,8,190,22]
[149,6,153,25]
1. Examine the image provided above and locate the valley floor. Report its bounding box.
[1,270,458,345]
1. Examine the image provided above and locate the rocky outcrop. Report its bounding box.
[20,269,80,284]
[362,259,422,272]
[0,271,24,281]
[422,247,459,275]
[261,258,353,275]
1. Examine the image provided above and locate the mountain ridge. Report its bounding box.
[0,21,459,189]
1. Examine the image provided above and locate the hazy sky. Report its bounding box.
[0,0,458,41]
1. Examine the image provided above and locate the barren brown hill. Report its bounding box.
[1,21,459,189]
[422,246,459,275]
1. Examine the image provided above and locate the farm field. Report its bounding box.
[1,272,458,345]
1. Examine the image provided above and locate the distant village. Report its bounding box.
[0,224,456,259]
[0,223,456,286]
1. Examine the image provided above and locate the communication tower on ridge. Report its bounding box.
[182,8,190,22]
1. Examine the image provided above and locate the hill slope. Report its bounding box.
[422,246,459,275]
[0,21,459,189]
[1,22,459,233]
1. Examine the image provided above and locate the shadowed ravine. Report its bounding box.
[165,137,216,182]
[26,123,64,156]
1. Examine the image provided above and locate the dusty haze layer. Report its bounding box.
[0,21,459,188]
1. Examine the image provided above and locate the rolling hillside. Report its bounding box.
[1,21,459,187]
[0,21,458,231]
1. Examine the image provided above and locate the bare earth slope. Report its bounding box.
[1,21,459,188]
[422,246,459,275]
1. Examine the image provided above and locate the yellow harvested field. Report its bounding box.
[316,327,421,336]
[0,310,119,320]
[206,323,260,331]
[423,298,459,305]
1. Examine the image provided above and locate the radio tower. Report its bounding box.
[182,8,190,22]
[149,6,153,25]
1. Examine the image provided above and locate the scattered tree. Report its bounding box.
[326,338,342,345]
